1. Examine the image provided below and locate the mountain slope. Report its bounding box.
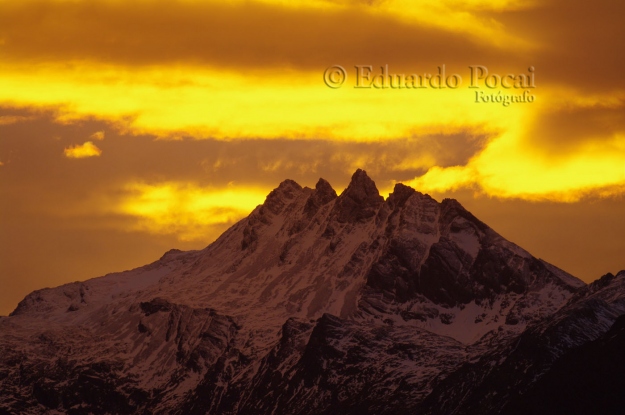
[2,169,614,415]
[501,299,625,415]
[418,270,625,415]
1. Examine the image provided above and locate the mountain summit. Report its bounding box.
[1,170,624,415]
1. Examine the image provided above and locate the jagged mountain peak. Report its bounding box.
[313,177,337,200]
[386,182,417,209]
[259,178,304,215]
[342,168,382,202]
[332,169,384,223]
[302,178,337,218]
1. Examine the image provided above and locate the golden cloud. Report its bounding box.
[0,0,529,70]
[115,182,267,241]
[90,131,105,140]
[408,128,625,202]
[0,63,524,141]
[64,141,102,158]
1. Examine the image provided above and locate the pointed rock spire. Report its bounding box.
[333,169,384,223]
[303,178,338,218]
[314,178,338,205]
[387,183,416,209]
[440,198,489,232]
[262,179,303,215]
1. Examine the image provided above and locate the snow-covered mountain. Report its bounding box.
[1,169,623,415]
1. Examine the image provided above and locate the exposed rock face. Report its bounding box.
[1,170,622,415]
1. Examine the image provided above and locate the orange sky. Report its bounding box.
[0,0,624,315]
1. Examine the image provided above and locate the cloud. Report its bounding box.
[0,115,34,125]
[522,97,625,157]
[404,85,625,202]
[483,0,625,93]
[114,182,268,241]
[90,131,105,140]
[0,63,518,142]
[408,128,625,202]
[0,0,527,71]
[64,141,102,158]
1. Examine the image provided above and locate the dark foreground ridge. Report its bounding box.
[1,170,624,415]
